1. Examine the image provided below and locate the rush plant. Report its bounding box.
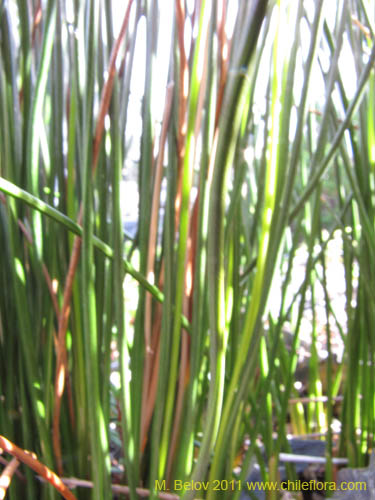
[0,1,374,499]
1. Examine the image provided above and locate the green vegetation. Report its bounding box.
[0,0,374,499]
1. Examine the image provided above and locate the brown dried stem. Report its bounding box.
[0,436,77,500]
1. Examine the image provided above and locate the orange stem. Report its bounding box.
[0,436,77,500]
